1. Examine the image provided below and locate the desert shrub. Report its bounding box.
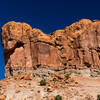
[37,90,40,93]
[55,95,62,100]
[40,79,46,86]
[28,83,31,85]
[65,73,70,80]
[97,95,100,100]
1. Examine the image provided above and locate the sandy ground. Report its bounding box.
[0,75,100,100]
[71,76,100,99]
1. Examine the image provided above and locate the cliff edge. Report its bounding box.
[1,19,100,77]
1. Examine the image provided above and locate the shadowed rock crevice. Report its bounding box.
[4,41,25,76]
[15,41,24,48]
[4,41,24,64]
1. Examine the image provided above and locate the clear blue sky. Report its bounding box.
[0,0,100,80]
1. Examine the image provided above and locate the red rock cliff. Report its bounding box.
[1,19,100,77]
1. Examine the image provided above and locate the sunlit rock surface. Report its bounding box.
[1,19,100,77]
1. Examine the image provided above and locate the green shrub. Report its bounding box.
[65,73,70,80]
[40,79,46,86]
[55,95,62,100]
[97,95,100,100]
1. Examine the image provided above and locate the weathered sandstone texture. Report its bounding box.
[1,19,100,77]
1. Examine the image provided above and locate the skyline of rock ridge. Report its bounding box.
[1,19,100,77]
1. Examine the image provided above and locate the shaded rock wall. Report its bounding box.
[1,19,100,77]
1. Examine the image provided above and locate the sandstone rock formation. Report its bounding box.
[1,19,100,77]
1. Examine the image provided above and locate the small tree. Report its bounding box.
[55,95,62,100]
[65,73,70,80]
[40,79,46,86]
[97,95,100,100]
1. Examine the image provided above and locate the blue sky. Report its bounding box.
[0,0,100,79]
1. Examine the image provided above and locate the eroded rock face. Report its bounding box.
[1,19,100,77]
